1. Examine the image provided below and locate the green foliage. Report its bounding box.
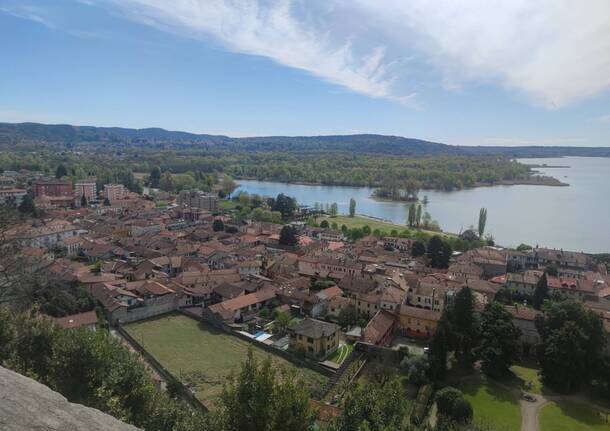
[477,302,521,378]
[331,379,407,431]
[535,301,606,393]
[271,193,297,218]
[427,235,452,269]
[478,208,488,238]
[320,220,330,229]
[533,273,548,310]
[0,310,206,431]
[449,287,479,369]
[436,387,473,425]
[349,198,356,217]
[411,240,426,257]
[213,219,225,232]
[428,316,450,381]
[18,194,37,216]
[273,311,291,336]
[279,225,298,246]
[32,281,96,318]
[218,349,314,431]
[337,305,359,329]
[55,164,68,178]
[148,166,161,188]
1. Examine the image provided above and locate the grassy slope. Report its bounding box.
[125,314,327,407]
[540,400,610,431]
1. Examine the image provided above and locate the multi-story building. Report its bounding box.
[0,188,27,207]
[103,184,127,203]
[177,190,219,212]
[288,318,340,358]
[33,180,73,198]
[74,180,97,203]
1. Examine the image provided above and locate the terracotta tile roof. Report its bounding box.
[363,310,395,344]
[52,310,97,329]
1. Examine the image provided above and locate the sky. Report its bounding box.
[1,0,610,146]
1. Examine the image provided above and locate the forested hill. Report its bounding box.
[1,122,609,157]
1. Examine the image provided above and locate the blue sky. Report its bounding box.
[1,0,610,146]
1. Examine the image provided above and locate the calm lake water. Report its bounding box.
[235,157,610,253]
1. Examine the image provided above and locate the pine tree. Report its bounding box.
[349,198,356,217]
[533,273,548,310]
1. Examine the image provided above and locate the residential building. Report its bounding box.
[0,188,26,207]
[397,305,441,339]
[288,318,340,358]
[178,190,219,212]
[74,180,97,203]
[34,180,73,198]
[103,184,127,203]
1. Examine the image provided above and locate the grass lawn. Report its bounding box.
[319,215,455,238]
[125,314,328,408]
[510,364,544,395]
[218,199,237,210]
[540,400,610,431]
[458,376,521,431]
[327,344,353,365]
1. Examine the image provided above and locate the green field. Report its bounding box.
[540,400,610,431]
[125,314,328,408]
[319,215,455,238]
[327,344,353,365]
[459,376,521,431]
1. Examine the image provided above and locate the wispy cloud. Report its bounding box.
[4,0,610,109]
[105,0,417,105]
[0,4,56,29]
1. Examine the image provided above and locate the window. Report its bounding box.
[307,337,313,343]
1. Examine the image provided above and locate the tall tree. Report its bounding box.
[279,225,298,246]
[477,302,521,378]
[427,236,452,269]
[533,273,548,310]
[478,208,488,238]
[536,301,605,393]
[428,316,450,381]
[415,204,422,227]
[55,164,68,179]
[212,219,225,232]
[349,198,356,217]
[272,193,297,218]
[148,166,161,188]
[18,194,37,216]
[450,287,479,368]
[407,203,416,227]
[329,202,338,217]
[80,194,87,207]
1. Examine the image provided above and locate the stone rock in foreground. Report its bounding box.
[0,366,141,431]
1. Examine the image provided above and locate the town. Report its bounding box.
[1,166,609,431]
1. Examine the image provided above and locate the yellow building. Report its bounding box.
[289,318,340,358]
[397,305,442,339]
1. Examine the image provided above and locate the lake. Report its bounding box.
[235,157,610,253]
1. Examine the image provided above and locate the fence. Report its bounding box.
[116,324,208,413]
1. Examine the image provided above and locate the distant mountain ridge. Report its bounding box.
[1,121,609,157]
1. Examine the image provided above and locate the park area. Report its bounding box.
[124,313,328,408]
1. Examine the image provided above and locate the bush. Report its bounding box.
[436,387,473,425]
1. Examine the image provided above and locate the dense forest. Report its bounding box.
[2,122,610,157]
[0,121,600,194]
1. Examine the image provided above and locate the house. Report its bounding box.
[52,310,98,331]
[0,188,27,207]
[506,272,540,296]
[362,310,396,346]
[204,286,277,325]
[396,305,441,339]
[288,318,340,358]
[503,304,541,354]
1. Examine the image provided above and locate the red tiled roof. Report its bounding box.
[52,310,97,329]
